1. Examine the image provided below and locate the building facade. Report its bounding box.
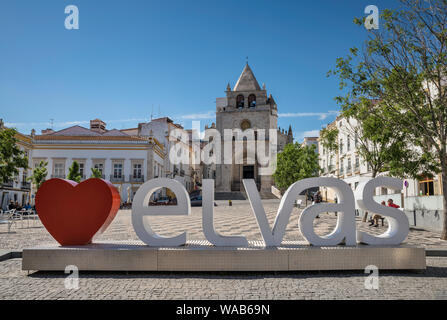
[319,116,444,203]
[212,64,293,198]
[0,120,33,210]
[2,119,167,205]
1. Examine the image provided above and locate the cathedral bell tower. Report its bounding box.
[214,63,280,199]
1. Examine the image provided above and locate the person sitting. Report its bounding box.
[369,201,385,227]
[15,201,22,211]
[387,198,400,209]
[8,200,15,210]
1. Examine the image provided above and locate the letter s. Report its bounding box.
[356,177,409,245]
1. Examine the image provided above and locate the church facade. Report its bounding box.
[213,64,293,199]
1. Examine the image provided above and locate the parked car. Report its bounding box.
[189,194,217,207]
[156,197,170,205]
[190,195,202,207]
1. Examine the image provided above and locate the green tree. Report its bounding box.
[67,161,82,183]
[90,167,103,179]
[28,160,48,190]
[0,128,28,183]
[320,127,339,154]
[273,143,320,191]
[329,0,447,238]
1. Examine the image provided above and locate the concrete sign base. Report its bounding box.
[22,241,426,272]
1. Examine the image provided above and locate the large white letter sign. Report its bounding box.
[244,177,356,246]
[202,180,248,246]
[356,177,409,245]
[297,178,357,246]
[131,178,190,246]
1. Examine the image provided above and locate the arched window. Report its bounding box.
[248,94,256,108]
[236,95,244,108]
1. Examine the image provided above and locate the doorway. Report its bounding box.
[243,165,255,179]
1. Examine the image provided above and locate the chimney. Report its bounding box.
[41,128,55,135]
[90,119,107,133]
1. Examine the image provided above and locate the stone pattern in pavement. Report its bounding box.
[1,199,447,300]
[1,200,446,250]
[1,257,447,299]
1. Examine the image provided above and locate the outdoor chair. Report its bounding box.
[0,209,16,233]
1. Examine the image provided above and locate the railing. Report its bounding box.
[2,180,14,188]
[21,182,31,190]
[129,175,144,182]
[110,175,124,182]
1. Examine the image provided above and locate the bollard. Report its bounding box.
[229,200,232,206]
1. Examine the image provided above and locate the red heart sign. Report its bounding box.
[36,178,121,246]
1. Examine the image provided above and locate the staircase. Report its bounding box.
[214,192,246,200]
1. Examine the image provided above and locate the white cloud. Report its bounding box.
[279,111,339,120]
[179,110,216,120]
[296,129,320,141]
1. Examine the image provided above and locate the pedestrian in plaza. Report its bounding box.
[8,200,15,210]
[387,198,400,209]
[314,191,322,219]
[369,201,385,227]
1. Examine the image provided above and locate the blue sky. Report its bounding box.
[0,0,399,141]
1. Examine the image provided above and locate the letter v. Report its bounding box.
[243,179,291,246]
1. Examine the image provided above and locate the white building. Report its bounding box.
[0,120,33,210]
[132,117,197,193]
[319,116,443,204]
[31,119,165,203]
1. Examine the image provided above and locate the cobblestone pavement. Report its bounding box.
[1,200,446,250]
[0,199,446,300]
[0,257,446,299]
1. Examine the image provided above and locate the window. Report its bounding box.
[355,156,360,171]
[248,94,256,108]
[339,139,344,153]
[54,163,65,177]
[94,163,104,174]
[354,133,359,147]
[236,95,244,108]
[347,158,352,173]
[347,135,351,151]
[79,163,85,177]
[113,163,123,178]
[419,178,434,196]
[133,163,142,178]
[355,182,359,190]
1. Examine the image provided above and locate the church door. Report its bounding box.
[243,166,255,179]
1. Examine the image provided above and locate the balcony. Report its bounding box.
[129,175,144,183]
[2,180,14,188]
[110,175,125,182]
[21,181,31,190]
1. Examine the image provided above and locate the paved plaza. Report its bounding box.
[1,199,447,299]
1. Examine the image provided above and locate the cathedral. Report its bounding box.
[213,64,293,199]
